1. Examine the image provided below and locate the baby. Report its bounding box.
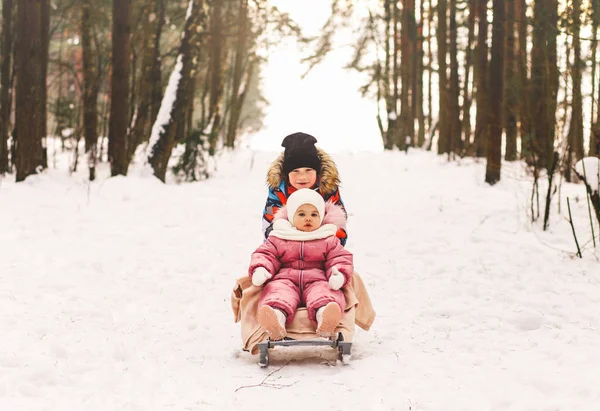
[262,132,348,246]
[249,188,353,340]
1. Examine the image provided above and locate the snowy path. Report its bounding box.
[1,150,599,410]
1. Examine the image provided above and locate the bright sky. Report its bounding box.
[249,0,383,153]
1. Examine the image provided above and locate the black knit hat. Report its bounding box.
[281,132,322,175]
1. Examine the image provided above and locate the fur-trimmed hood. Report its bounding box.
[266,148,341,196]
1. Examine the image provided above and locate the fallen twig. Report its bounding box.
[581,162,597,247]
[567,198,582,258]
[235,360,296,392]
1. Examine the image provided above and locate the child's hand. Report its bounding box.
[252,267,272,286]
[328,267,344,290]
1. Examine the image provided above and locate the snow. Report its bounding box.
[147,54,183,155]
[1,149,600,410]
[185,0,193,20]
[575,157,600,194]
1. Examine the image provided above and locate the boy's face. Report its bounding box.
[288,168,317,189]
[293,204,321,232]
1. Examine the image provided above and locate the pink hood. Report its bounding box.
[274,200,347,230]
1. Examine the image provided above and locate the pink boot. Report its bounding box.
[258,305,287,340]
[315,302,342,337]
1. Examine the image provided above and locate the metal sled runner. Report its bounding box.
[257,332,352,367]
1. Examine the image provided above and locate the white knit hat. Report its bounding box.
[286,188,325,225]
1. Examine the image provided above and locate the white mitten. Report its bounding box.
[328,266,345,290]
[252,267,272,286]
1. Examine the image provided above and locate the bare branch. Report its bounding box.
[234,360,296,392]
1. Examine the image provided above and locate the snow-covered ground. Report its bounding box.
[1,148,599,411]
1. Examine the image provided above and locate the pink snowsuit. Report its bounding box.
[248,203,353,324]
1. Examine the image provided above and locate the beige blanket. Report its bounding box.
[231,272,376,355]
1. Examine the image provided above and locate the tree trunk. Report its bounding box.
[150,0,165,126]
[383,0,394,149]
[109,0,132,176]
[15,0,44,182]
[547,0,559,170]
[561,34,571,153]
[416,0,425,147]
[517,0,531,160]
[225,0,249,148]
[127,0,165,161]
[207,0,226,155]
[226,58,256,147]
[485,0,504,184]
[410,0,418,127]
[474,0,489,157]
[566,0,584,180]
[531,0,558,171]
[99,93,110,162]
[0,0,13,174]
[448,0,461,155]
[40,0,49,169]
[591,0,600,157]
[437,0,450,154]
[393,0,400,143]
[426,0,433,134]
[462,0,476,148]
[82,0,99,181]
[389,0,400,148]
[148,0,207,182]
[400,0,414,149]
[504,0,517,161]
[531,0,547,167]
[52,32,65,168]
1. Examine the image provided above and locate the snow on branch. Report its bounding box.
[147,54,184,153]
[186,0,193,20]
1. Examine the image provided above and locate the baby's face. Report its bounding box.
[293,204,321,232]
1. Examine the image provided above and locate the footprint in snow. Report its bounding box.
[510,312,544,331]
